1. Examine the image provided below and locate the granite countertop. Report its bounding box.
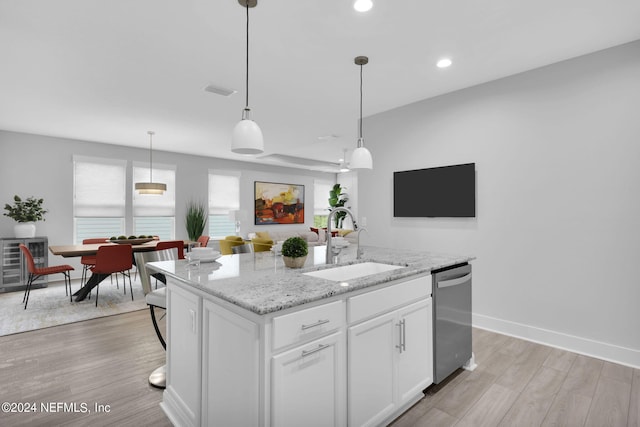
[147,245,474,316]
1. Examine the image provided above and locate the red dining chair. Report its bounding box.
[19,244,75,309]
[90,244,133,307]
[80,237,107,285]
[196,235,210,248]
[155,241,185,260]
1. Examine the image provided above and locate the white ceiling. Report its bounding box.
[1,0,639,171]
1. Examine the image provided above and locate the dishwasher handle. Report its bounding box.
[437,273,471,289]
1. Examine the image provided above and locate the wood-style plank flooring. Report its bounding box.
[0,311,637,426]
[393,328,640,427]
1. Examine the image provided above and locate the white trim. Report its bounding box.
[473,313,640,369]
[132,160,176,170]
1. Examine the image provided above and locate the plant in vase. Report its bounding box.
[281,236,308,268]
[185,200,208,242]
[3,195,48,238]
[328,183,349,228]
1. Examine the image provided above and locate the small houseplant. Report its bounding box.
[185,200,208,242]
[281,236,308,268]
[3,195,48,238]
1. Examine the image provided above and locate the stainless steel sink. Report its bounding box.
[303,262,404,282]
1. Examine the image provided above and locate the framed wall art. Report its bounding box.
[254,181,305,225]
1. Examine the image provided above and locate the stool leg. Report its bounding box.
[149,306,166,350]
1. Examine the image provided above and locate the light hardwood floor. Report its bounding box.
[0,311,637,426]
[393,328,640,427]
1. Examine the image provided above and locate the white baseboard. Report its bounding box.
[472,313,640,369]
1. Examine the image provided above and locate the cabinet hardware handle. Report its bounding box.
[301,343,330,357]
[301,319,330,330]
[402,319,406,352]
[438,273,471,289]
[395,321,404,353]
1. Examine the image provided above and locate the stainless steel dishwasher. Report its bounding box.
[432,263,472,384]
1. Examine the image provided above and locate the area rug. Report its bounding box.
[0,278,148,336]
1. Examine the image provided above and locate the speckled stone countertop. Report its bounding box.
[147,245,474,316]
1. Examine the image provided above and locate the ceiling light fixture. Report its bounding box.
[437,58,452,68]
[231,0,264,155]
[339,149,350,173]
[353,0,373,12]
[135,131,167,195]
[350,56,373,169]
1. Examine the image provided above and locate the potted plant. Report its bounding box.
[281,236,308,268]
[328,183,349,228]
[3,195,48,238]
[185,200,208,242]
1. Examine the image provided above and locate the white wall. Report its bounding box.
[0,131,335,274]
[358,40,640,367]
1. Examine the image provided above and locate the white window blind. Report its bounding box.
[73,156,126,243]
[74,156,126,217]
[208,172,240,238]
[314,179,334,216]
[133,164,176,239]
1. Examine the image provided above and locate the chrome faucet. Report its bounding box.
[326,207,358,264]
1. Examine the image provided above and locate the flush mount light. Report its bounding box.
[437,58,452,68]
[204,84,237,97]
[350,56,373,170]
[135,131,167,195]
[231,0,264,155]
[353,0,373,12]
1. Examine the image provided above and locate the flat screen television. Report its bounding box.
[394,163,476,218]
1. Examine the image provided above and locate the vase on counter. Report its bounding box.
[283,255,306,269]
[14,222,36,238]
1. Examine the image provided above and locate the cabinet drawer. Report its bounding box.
[348,275,431,324]
[273,300,345,350]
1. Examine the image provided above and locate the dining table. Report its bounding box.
[49,240,192,301]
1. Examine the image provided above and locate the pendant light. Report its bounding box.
[135,131,167,195]
[350,56,373,169]
[231,0,264,155]
[339,148,350,173]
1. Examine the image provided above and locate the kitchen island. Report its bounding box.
[147,245,473,427]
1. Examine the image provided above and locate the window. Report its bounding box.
[314,179,334,228]
[133,164,176,241]
[209,172,240,238]
[73,156,126,243]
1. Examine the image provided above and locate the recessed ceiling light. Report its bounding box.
[436,58,452,68]
[353,0,373,12]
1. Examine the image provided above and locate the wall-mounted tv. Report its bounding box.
[394,163,476,218]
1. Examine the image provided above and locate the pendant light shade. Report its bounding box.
[231,0,264,155]
[135,131,167,195]
[351,56,373,170]
[231,108,264,154]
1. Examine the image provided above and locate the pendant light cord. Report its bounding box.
[149,132,153,182]
[359,64,363,139]
[245,2,249,109]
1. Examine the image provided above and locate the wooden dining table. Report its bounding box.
[49,240,191,302]
[49,240,190,258]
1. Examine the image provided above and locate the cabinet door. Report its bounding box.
[397,298,433,405]
[166,283,202,427]
[202,300,259,427]
[272,332,346,427]
[348,311,397,427]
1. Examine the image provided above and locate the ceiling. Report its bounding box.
[1,0,640,172]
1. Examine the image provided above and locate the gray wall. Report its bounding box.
[0,131,335,273]
[358,40,640,367]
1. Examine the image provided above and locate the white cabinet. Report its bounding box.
[397,299,433,405]
[163,283,202,427]
[348,282,433,427]
[272,332,346,427]
[348,311,397,427]
[161,272,432,427]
